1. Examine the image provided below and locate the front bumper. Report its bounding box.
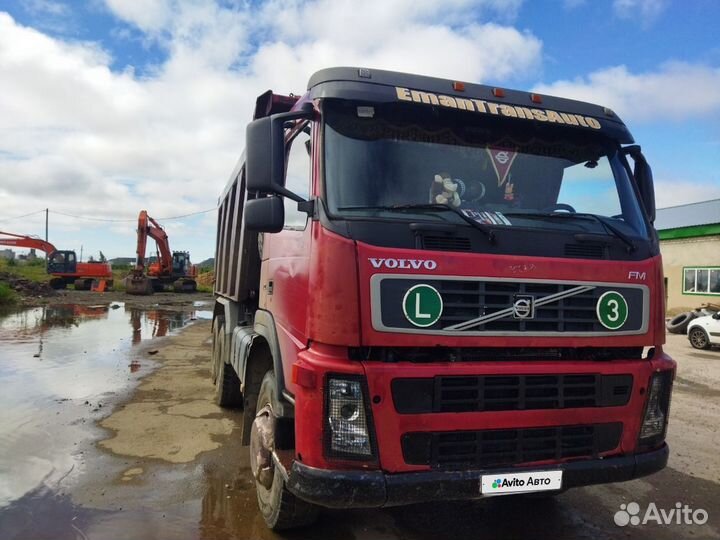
[287,444,668,508]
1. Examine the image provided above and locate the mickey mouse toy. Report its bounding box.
[429,172,486,207]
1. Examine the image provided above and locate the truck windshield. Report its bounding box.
[323,100,649,239]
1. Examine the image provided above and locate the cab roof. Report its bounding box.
[307,67,633,144]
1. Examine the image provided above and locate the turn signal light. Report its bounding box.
[292,362,317,389]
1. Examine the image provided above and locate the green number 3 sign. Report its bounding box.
[596,291,628,330]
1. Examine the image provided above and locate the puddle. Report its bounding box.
[0,303,202,508]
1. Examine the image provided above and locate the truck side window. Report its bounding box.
[284,124,311,229]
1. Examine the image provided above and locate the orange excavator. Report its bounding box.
[0,230,113,290]
[124,210,197,295]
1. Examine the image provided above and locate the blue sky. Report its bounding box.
[0,0,718,261]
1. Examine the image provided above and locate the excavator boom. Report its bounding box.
[0,230,57,254]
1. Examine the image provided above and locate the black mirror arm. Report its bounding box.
[275,185,305,203]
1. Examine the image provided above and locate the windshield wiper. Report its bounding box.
[572,213,637,253]
[504,211,636,252]
[337,203,496,243]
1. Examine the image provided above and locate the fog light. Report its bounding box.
[326,377,374,458]
[639,372,672,444]
[340,403,359,420]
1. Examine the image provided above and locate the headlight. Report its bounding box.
[326,376,375,459]
[639,371,673,446]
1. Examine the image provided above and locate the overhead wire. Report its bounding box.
[0,209,46,223]
[49,207,217,223]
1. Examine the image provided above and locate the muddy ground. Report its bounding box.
[20,288,215,310]
[1,317,718,540]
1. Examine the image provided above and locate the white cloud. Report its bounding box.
[654,178,720,209]
[103,0,171,32]
[533,62,720,122]
[22,0,69,17]
[247,22,541,89]
[0,4,542,258]
[613,0,668,23]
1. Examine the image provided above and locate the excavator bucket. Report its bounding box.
[124,274,154,295]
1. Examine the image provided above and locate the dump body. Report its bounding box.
[212,67,674,526]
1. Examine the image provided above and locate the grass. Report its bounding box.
[112,267,130,291]
[0,282,17,306]
[0,258,50,282]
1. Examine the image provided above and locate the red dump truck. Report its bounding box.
[211,67,675,530]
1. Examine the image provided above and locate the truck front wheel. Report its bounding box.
[251,370,319,530]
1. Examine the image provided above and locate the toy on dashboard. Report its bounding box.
[430,173,462,207]
[430,173,488,206]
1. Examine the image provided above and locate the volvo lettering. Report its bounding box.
[369,258,438,270]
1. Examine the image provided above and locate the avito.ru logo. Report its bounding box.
[614,502,708,526]
[492,477,551,489]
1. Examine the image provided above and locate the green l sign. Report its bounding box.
[596,291,628,330]
[403,284,443,327]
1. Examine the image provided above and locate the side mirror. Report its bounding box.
[246,116,274,193]
[245,105,313,202]
[244,196,284,233]
[712,312,720,320]
[623,145,656,223]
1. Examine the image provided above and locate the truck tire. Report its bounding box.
[252,370,319,530]
[688,327,711,350]
[214,321,243,407]
[666,312,697,334]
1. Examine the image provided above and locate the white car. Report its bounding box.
[687,314,720,350]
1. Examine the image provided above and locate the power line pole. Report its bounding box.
[45,208,49,242]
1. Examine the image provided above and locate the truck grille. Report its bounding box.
[374,276,647,335]
[440,281,596,332]
[402,423,623,468]
[392,374,632,414]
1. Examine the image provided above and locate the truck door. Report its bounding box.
[260,121,313,386]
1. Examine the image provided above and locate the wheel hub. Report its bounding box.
[690,330,707,348]
[250,405,275,489]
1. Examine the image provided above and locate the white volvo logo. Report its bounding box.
[512,295,535,319]
[369,258,438,270]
